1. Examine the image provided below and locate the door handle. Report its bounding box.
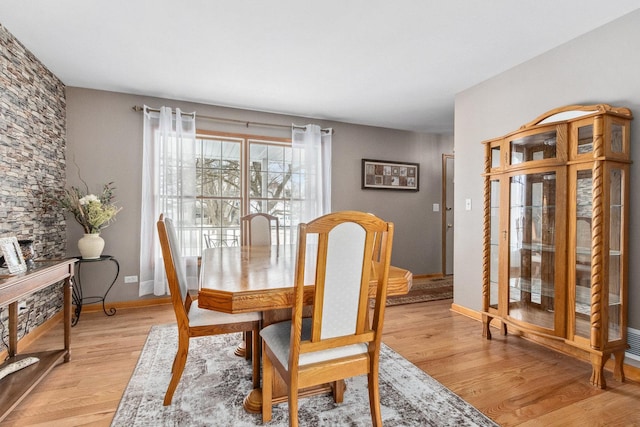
[447,223,453,229]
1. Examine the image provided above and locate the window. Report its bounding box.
[190,131,293,252]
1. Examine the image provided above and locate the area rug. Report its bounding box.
[382,275,453,307]
[111,324,496,426]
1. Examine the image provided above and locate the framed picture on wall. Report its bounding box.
[361,159,419,191]
[0,236,27,274]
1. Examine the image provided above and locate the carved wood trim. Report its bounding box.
[482,143,492,310]
[520,104,632,130]
[590,115,605,350]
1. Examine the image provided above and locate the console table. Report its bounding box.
[0,258,76,422]
[72,255,119,326]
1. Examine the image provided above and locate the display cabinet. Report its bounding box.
[481,104,632,388]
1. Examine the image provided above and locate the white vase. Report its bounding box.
[78,233,105,259]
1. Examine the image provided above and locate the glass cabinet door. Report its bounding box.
[508,171,557,330]
[488,179,500,310]
[574,169,593,338]
[577,124,594,155]
[573,167,624,343]
[608,168,624,342]
[510,130,557,165]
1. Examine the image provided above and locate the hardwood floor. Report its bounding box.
[4,299,640,426]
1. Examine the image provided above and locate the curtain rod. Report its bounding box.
[132,105,333,134]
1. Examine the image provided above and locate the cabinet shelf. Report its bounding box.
[509,278,554,299]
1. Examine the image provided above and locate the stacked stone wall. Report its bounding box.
[0,23,67,344]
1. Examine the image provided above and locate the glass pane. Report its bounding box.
[577,125,593,154]
[574,169,592,338]
[491,146,501,168]
[508,172,556,330]
[199,138,241,197]
[608,168,623,341]
[611,123,623,153]
[489,180,500,309]
[201,198,241,249]
[248,141,292,234]
[510,130,557,165]
[195,137,242,253]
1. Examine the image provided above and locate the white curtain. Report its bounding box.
[290,124,332,234]
[139,106,197,296]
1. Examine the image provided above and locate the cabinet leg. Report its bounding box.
[482,314,492,339]
[613,350,626,382]
[589,353,610,389]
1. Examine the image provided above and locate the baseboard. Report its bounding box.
[449,302,640,385]
[80,296,172,313]
[450,303,481,320]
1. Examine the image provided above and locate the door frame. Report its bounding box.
[441,153,454,275]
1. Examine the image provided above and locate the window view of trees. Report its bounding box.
[194,135,293,249]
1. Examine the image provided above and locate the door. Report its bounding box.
[442,154,454,275]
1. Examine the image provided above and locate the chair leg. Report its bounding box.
[164,335,189,406]
[251,326,260,389]
[368,370,382,427]
[170,351,179,373]
[332,379,345,403]
[244,331,252,360]
[262,345,273,423]
[288,388,299,427]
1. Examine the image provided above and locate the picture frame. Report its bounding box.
[361,159,419,191]
[0,236,27,274]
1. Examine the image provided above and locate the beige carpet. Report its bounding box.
[383,275,453,306]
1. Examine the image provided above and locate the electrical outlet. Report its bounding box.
[18,302,28,311]
[124,275,138,284]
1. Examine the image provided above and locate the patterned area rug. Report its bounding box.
[383,275,453,306]
[111,324,496,426]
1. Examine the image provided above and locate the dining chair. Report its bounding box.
[156,214,261,405]
[260,211,394,427]
[241,212,279,246]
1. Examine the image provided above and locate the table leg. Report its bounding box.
[72,257,119,326]
[8,302,18,358]
[64,276,72,362]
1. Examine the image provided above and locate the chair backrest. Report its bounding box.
[290,211,394,367]
[241,213,279,246]
[157,214,191,327]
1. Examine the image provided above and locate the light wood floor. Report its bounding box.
[4,299,640,426]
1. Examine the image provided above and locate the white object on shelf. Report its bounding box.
[0,357,39,381]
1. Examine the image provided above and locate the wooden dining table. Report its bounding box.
[197,244,413,413]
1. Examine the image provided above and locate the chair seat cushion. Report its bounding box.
[189,302,261,327]
[260,318,368,370]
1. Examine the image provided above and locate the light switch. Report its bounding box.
[433,203,440,212]
[465,198,472,211]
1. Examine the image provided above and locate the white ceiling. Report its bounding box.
[1,1,639,134]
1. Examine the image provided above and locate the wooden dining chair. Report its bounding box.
[260,211,394,426]
[156,214,261,405]
[241,212,279,246]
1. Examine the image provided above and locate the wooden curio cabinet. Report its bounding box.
[481,104,632,388]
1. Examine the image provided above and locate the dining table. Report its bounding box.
[197,244,413,413]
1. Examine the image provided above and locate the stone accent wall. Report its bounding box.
[0,23,67,346]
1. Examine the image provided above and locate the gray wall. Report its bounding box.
[66,88,452,303]
[453,10,640,331]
